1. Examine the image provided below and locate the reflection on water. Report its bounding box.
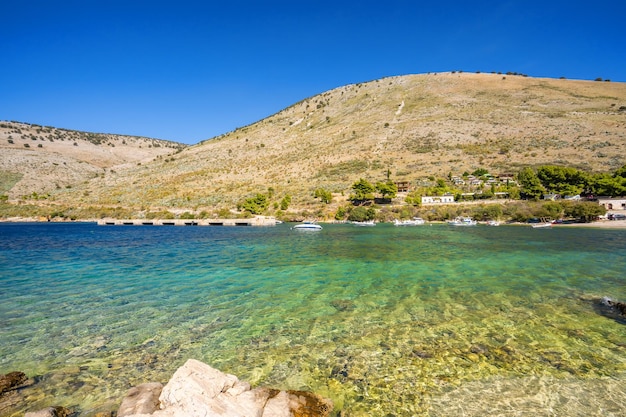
[0,223,625,416]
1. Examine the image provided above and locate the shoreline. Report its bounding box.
[552,219,626,229]
[2,217,626,229]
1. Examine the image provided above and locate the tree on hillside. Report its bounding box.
[588,173,626,197]
[423,178,454,197]
[404,190,421,206]
[472,168,489,177]
[314,188,333,204]
[280,194,291,210]
[239,193,269,214]
[375,180,398,201]
[349,178,375,205]
[517,167,545,200]
[536,165,588,195]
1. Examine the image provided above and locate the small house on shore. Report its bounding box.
[395,181,411,193]
[597,197,626,211]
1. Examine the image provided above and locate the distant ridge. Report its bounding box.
[0,121,185,197]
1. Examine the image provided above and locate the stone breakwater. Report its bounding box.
[5,360,333,417]
[97,217,278,226]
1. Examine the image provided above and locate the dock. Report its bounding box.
[97,217,278,227]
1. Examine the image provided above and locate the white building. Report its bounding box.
[597,197,626,211]
[421,195,455,205]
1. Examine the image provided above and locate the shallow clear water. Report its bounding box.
[1,222,625,416]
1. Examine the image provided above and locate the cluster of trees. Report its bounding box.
[518,165,626,200]
[401,165,625,205]
[238,188,292,215]
[348,178,398,204]
[234,165,624,223]
[419,200,605,223]
[310,178,398,208]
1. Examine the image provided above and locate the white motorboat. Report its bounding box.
[487,220,501,226]
[448,216,477,226]
[352,220,376,226]
[531,218,553,228]
[394,217,425,226]
[292,221,323,231]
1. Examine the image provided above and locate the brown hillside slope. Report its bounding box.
[49,73,626,211]
[0,122,185,198]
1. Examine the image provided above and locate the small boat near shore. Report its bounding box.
[531,217,553,228]
[448,216,477,226]
[292,221,323,231]
[352,220,376,226]
[394,217,425,226]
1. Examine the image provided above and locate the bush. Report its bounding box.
[564,202,606,222]
[280,195,291,210]
[314,188,332,204]
[334,206,347,220]
[240,193,269,214]
[348,206,375,222]
[472,204,503,220]
[179,212,196,219]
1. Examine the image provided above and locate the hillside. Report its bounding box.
[7,72,626,216]
[0,122,186,198]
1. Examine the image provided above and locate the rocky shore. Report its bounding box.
[2,360,333,417]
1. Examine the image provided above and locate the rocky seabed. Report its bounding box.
[1,359,333,417]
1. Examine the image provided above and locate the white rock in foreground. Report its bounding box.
[119,359,333,417]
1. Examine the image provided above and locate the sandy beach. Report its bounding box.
[556,219,626,229]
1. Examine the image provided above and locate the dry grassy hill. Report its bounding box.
[7,72,626,216]
[0,122,185,198]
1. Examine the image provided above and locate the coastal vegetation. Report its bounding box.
[0,163,613,223]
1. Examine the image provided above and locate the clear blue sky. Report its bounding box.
[2,1,624,144]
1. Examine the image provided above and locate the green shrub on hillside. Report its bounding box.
[280,194,291,210]
[239,193,269,214]
[314,188,332,204]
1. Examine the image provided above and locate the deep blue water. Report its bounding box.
[1,222,625,416]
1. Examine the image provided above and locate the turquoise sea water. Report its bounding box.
[1,222,625,416]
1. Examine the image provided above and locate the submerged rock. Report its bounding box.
[0,371,28,395]
[118,382,163,416]
[593,296,626,324]
[24,406,71,417]
[119,359,333,417]
[602,296,626,315]
[330,299,355,312]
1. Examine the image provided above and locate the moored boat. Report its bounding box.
[292,221,323,231]
[352,220,376,226]
[448,216,477,226]
[394,217,425,226]
[531,217,553,228]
